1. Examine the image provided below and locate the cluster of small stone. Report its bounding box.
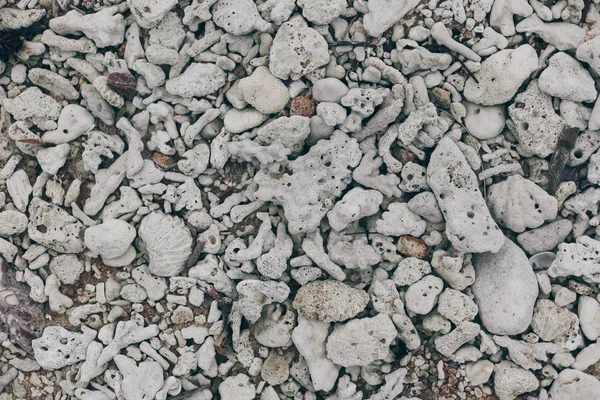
[0,0,599,399]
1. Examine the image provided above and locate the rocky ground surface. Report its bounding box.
[0,0,600,399]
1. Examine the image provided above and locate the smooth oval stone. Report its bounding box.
[312,78,349,103]
[472,238,538,335]
[463,101,505,140]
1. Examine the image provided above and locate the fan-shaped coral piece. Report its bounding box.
[138,211,193,277]
[487,175,557,233]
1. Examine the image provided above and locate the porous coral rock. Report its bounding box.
[28,198,85,254]
[219,374,255,400]
[379,104,437,173]
[127,0,178,29]
[464,45,538,106]
[302,231,347,281]
[297,0,346,25]
[292,280,369,323]
[393,47,453,75]
[253,303,296,348]
[531,299,583,351]
[487,174,558,233]
[516,219,573,255]
[538,52,597,103]
[578,296,600,341]
[189,255,236,296]
[114,355,164,400]
[508,80,566,158]
[516,14,585,51]
[327,234,381,270]
[49,254,83,285]
[254,131,361,234]
[165,63,227,98]
[0,8,45,30]
[237,280,290,324]
[427,137,504,253]
[239,66,290,115]
[375,202,426,237]
[407,191,444,223]
[227,139,290,165]
[0,211,27,237]
[32,326,96,370]
[326,314,397,367]
[493,335,557,370]
[352,150,402,198]
[269,16,330,80]
[28,68,79,100]
[45,279,72,313]
[493,361,539,400]
[490,0,533,36]
[6,169,32,213]
[3,87,62,128]
[341,88,386,118]
[548,236,600,284]
[463,101,505,140]
[549,369,600,400]
[36,144,70,175]
[576,35,600,75]
[393,257,431,286]
[434,321,481,357]
[437,288,478,325]
[404,275,444,315]
[256,116,310,152]
[212,0,270,35]
[327,188,383,232]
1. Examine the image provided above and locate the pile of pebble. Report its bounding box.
[0,0,600,399]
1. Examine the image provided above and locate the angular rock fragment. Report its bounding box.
[326,314,397,367]
[293,280,369,323]
[508,80,566,158]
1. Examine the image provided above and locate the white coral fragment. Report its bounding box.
[487,175,558,233]
[327,188,383,232]
[49,6,125,48]
[138,212,193,277]
[33,326,96,370]
[548,236,600,284]
[376,203,426,237]
[255,131,361,235]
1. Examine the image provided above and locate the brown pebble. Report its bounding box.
[432,87,451,109]
[290,96,315,117]
[107,72,137,96]
[152,152,177,169]
[398,236,427,258]
[233,66,247,78]
[391,148,415,165]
